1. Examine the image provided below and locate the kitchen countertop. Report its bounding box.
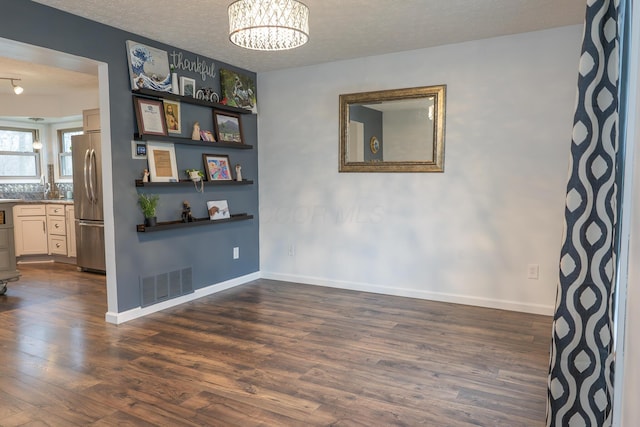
[3,199,74,205]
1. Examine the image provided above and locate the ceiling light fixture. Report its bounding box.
[29,118,43,150]
[0,77,24,94]
[228,0,309,51]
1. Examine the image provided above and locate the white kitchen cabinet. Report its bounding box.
[14,204,48,256]
[82,108,100,132]
[66,205,76,258]
[47,204,67,256]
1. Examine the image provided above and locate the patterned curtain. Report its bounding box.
[546,0,621,426]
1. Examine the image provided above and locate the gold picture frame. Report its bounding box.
[163,100,181,134]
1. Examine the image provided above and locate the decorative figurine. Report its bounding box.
[235,164,242,182]
[181,200,194,223]
[192,122,201,141]
[142,168,150,182]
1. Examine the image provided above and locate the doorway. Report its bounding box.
[0,37,115,318]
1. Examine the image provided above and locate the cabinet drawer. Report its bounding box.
[48,235,67,255]
[47,217,66,235]
[14,204,46,216]
[46,205,66,216]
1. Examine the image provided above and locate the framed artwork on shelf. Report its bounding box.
[220,68,257,113]
[213,110,243,144]
[180,76,196,97]
[207,200,230,220]
[147,142,179,182]
[163,100,181,134]
[202,153,232,181]
[126,40,172,92]
[134,98,167,136]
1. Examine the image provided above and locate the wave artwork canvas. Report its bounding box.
[126,40,172,92]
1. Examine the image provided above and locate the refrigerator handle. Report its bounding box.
[83,149,91,202]
[89,148,97,203]
[78,221,104,228]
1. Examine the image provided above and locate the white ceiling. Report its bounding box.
[1,0,585,99]
[32,0,585,73]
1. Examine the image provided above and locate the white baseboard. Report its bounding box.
[261,271,555,316]
[104,270,554,324]
[105,271,261,325]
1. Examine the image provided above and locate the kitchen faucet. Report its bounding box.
[42,176,50,199]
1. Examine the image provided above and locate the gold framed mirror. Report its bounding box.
[339,85,446,172]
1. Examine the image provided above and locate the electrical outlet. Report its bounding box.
[527,264,539,280]
[233,247,239,259]
[288,244,295,256]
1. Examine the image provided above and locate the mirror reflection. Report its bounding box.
[339,85,446,172]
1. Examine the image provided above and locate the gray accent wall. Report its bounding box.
[349,105,383,161]
[0,1,259,312]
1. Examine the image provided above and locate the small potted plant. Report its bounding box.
[185,168,204,182]
[138,193,159,227]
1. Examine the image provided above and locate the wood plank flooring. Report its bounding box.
[0,263,552,426]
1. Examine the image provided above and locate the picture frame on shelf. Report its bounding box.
[180,76,196,97]
[126,40,172,92]
[147,141,179,182]
[163,100,181,134]
[202,153,232,181]
[213,110,243,144]
[207,200,230,220]
[134,98,167,136]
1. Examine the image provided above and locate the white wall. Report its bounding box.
[384,108,433,161]
[258,25,582,315]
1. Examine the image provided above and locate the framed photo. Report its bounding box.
[202,153,232,181]
[207,200,230,220]
[163,100,181,134]
[213,110,243,144]
[180,76,195,97]
[220,68,257,113]
[134,98,167,136]
[147,142,179,182]
[126,40,172,92]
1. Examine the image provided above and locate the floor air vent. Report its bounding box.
[140,267,193,307]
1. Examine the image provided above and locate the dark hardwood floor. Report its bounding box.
[0,263,552,426]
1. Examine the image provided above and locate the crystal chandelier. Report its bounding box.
[228,0,309,51]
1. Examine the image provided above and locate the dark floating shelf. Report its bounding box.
[137,214,253,233]
[135,179,253,187]
[133,88,253,115]
[133,133,253,149]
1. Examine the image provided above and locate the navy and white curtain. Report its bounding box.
[546,0,622,426]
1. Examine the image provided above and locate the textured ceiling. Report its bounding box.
[30,0,586,73]
[1,0,585,100]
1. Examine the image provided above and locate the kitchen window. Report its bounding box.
[58,127,83,178]
[0,127,41,179]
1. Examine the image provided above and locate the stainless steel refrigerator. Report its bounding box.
[72,132,106,273]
